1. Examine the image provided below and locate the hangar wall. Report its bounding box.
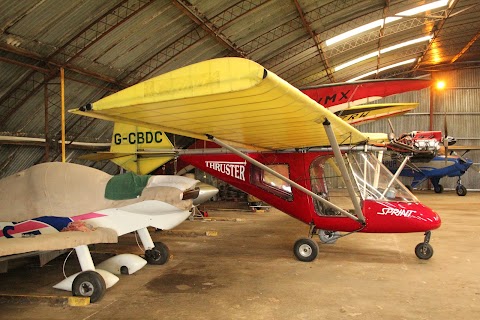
[357,68,480,191]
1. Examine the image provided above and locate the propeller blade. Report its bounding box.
[443,112,448,165]
[387,119,396,141]
[387,119,395,135]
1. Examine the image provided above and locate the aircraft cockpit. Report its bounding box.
[346,152,418,203]
[310,151,418,217]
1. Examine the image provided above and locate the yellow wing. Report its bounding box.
[70,58,371,150]
[337,103,418,125]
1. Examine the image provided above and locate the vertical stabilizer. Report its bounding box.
[110,123,174,174]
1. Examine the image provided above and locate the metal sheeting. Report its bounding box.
[0,0,479,178]
[357,67,480,190]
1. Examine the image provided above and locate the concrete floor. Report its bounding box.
[0,191,479,319]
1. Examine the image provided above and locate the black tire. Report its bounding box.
[145,242,170,265]
[434,184,443,193]
[415,243,434,260]
[72,271,106,303]
[293,238,318,262]
[406,185,413,192]
[456,185,467,196]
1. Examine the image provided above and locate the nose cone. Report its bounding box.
[193,182,219,206]
[362,200,441,233]
[415,203,441,231]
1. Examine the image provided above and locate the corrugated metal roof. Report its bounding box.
[0,0,479,179]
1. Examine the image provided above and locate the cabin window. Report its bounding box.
[346,152,417,202]
[310,155,352,216]
[251,164,293,200]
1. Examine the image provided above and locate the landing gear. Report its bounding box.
[145,242,170,265]
[456,185,467,196]
[136,227,170,265]
[431,177,443,193]
[318,229,340,244]
[456,178,467,196]
[415,231,434,260]
[72,271,106,303]
[434,184,443,193]
[293,238,318,262]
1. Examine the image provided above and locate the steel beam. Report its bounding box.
[122,0,272,84]
[0,0,152,127]
[375,0,390,78]
[451,30,480,63]
[173,0,246,57]
[413,3,458,72]
[293,0,334,83]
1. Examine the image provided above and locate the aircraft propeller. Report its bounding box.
[443,112,449,165]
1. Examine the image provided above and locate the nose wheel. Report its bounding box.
[415,231,434,260]
[456,177,467,196]
[145,242,170,265]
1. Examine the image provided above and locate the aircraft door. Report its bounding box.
[309,155,353,217]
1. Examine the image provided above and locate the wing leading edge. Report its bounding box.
[71,58,370,150]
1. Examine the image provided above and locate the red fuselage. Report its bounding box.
[180,151,441,234]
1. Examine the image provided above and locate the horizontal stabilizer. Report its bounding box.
[79,151,176,161]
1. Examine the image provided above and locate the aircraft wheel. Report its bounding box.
[415,243,434,260]
[456,185,467,196]
[318,230,340,244]
[434,184,443,193]
[293,238,318,262]
[145,242,170,265]
[72,271,106,303]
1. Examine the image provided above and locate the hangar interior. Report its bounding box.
[0,0,480,319]
[1,0,479,187]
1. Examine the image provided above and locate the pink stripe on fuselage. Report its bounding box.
[70,212,107,221]
[0,220,51,237]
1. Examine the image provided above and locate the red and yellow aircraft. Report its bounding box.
[72,58,441,263]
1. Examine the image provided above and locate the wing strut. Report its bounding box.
[206,135,364,224]
[380,155,410,199]
[322,119,365,224]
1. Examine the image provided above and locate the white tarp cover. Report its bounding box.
[0,162,195,256]
[0,162,194,222]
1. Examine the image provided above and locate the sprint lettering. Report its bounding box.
[205,160,246,181]
[378,207,416,218]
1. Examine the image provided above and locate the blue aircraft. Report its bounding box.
[383,148,479,196]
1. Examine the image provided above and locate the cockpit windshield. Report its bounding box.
[346,152,418,203]
[309,151,418,217]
